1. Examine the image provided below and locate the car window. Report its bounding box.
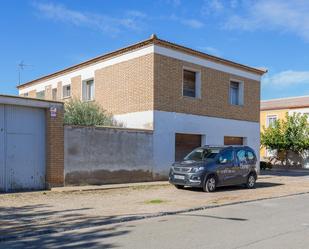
[184,148,220,161]
[246,150,256,163]
[236,150,247,164]
[218,149,233,164]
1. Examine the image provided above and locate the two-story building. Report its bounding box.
[261,95,309,162]
[18,35,266,176]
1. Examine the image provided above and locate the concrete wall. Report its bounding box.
[64,126,155,185]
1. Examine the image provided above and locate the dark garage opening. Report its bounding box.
[175,133,202,162]
[224,136,243,145]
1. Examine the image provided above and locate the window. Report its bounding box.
[236,150,247,164]
[218,149,234,164]
[183,69,200,98]
[24,93,29,97]
[63,85,71,98]
[246,151,256,163]
[266,115,277,127]
[82,79,94,101]
[229,80,243,105]
[36,90,45,99]
[52,88,57,101]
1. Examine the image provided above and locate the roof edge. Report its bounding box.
[18,35,267,89]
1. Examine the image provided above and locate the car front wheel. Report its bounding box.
[174,184,184,189]
[203,176,216,192]
[246,173,256,189]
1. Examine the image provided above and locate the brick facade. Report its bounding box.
[46,105,64,188]
[94,53,154,114]
[154,54,260,122]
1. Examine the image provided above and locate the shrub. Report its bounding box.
[64,99,120,126]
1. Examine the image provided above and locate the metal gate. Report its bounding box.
[0,104,46,192]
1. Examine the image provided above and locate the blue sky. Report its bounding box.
[1,0,309,100]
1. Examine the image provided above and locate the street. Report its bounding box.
[1,192,309,248]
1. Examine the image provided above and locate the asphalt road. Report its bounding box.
[2,193,309,249]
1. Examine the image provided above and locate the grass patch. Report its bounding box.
[145,199,165,204]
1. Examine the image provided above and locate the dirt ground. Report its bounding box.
[1,172,309,240]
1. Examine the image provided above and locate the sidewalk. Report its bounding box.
[51,181,170,193]
[1,173,309,242]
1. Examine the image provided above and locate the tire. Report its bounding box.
[174,184,184,189]
[246,173,256,189]
[203,175,217,192]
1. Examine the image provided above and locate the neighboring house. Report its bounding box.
[260,96,309,161]
[17,34,266,175]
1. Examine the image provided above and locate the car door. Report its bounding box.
[235,149,249,183]
[216,148,237,186]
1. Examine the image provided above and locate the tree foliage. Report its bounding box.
[64,99,121,126]
[261,113,309,155]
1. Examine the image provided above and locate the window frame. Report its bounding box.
[229,79,244,106]
[182,67,201,99]
[82,78,95,101]
[36,90,45,99]
[266,114,278,128]
[52,88,57,101]
[62,84,71,99]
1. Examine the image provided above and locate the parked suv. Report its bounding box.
[169,146,258,192]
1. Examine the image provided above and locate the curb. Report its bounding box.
[51,182,170,193]
[1,191,309,243]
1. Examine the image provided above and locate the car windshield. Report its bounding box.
[184,148,220,161]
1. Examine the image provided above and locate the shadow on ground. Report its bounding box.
[261,169,309,177]
[185,181,284,193]
[0,204,132,248]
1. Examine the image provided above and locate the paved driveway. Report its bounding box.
[1,172,309,246]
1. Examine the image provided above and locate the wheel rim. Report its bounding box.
[248,176,255,187]
[208,178,216,191]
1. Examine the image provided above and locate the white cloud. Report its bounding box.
[263,70,309,87]
[224,0,309,41]
[33,2,146,35]
[169,14,204,29]
[181,19,204,29]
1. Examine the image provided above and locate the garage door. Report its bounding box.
[224,136,243,145]
[0,105,46,192]
[175,133,201,162]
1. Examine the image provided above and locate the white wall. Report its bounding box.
[114,111,154,129]
[152,111,260,175]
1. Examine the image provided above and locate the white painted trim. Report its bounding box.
[19,44,261,95]
[182,66,202,99]
[19,45,155,94]
[229,78,244,106]
[266,114,278,127]
[153,45,261,81]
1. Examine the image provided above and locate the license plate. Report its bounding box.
[174,175,185,180]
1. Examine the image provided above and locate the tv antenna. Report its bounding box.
[18,60,33,85]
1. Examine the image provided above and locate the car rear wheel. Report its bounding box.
[203,176,216,192]
[174,184,184,189]
[246,173,256,189]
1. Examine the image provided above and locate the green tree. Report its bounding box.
[64,99,121,126]
[261,113,309,165]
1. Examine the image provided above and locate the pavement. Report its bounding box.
[2,190,309,248]
[1,171,309,248]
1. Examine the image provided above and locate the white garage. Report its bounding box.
[0,95,64,192]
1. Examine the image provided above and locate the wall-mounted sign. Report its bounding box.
[50,107,57,118]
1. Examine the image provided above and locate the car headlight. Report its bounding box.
[190,167,205,173]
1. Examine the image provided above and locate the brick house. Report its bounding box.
[17,35,266,176]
